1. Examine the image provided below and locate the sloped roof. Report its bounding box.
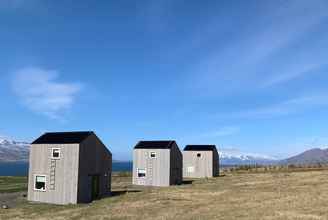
[184,145,217,151]
[32,131,94,144]
[134,141,176,149]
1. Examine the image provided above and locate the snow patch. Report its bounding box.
[219,148,278,161]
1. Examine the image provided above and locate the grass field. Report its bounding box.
[1,170,328,220]
[0,176,27,193]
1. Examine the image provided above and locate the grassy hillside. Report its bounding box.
[0,176,27,193]
[1,171,328,219]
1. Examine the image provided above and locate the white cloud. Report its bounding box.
[12,67,82,119]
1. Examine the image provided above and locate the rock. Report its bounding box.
[2,204,9,209]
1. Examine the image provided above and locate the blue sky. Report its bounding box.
[1,0,328,160]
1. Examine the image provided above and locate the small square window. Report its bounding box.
[51,148,61,159]
[34,175,46,191]
[137,169,146,177]
[150,152,156,158]
[197,153,201,158]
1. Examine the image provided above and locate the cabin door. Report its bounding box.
[91,175,100,200]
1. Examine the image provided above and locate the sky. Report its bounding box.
[1,0,328,160]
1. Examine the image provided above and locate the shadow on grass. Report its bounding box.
[182,180,193,185]
[110,190,142,197]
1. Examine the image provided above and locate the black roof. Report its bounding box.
[184,145,217,151]
[134,141,176,149]
[32,131,94,144]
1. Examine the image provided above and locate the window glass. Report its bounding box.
[35,175,46,191]
[150,152,156,158]
[197,153,201,158]
[52,148,60,159]
[137,169,146,177]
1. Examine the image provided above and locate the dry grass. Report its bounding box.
[2,170,328,220]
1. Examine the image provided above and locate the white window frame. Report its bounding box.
[149,152,156,158]
[187,166,195,173]
[34,174,47,192]
[137,168,146,178]
[51,148,61,159]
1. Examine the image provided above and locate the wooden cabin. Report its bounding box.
[28,131,112,205]
[132,141,182,187]
[183,145,219,178]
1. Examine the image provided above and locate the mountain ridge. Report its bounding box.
[3,137,328,165]
[0,138,279,164]
[0,138,30,162]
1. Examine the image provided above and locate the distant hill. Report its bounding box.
[281,148,328,165]
[0,138,30,162]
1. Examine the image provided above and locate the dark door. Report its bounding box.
[91,175,100,200]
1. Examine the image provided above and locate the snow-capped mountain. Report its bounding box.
[0,137,30,162]
[0,136,279,165]
[219,148,279,165]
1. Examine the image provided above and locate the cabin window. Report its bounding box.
[51,148,61,159]
[197,153,201,158]
[34,175,46,191]
[150,152,156,158]
[137,169,146,177]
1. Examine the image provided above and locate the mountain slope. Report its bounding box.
[0,139,30,162]
[281,148,328,165]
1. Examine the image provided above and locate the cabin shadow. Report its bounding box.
[110,190,142,197]
[182,180,193,185]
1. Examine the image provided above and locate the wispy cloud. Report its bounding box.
[180,126,240,144]
[12,67,82,119]
[0,0,29,9]
[200,126,240,138]
[261,63,323,87]
[185,0,328,94]
[222,93,328,119]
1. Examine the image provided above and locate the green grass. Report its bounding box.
[0,176,27,193]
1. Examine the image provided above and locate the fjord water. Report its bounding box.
[0,161,133,176]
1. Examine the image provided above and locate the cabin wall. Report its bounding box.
[27,144,79,205]
[77,135,112,203]
[169,144,183,185]
[133,149,170,186]
[213,149,219,177]
[183,151,214,178]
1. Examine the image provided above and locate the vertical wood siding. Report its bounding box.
[132,149,170,187]
[27,144,80,205]
[170,144,183,185]
[213,149,219,177]
[183,151,216,178]
[77,135,112,203]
